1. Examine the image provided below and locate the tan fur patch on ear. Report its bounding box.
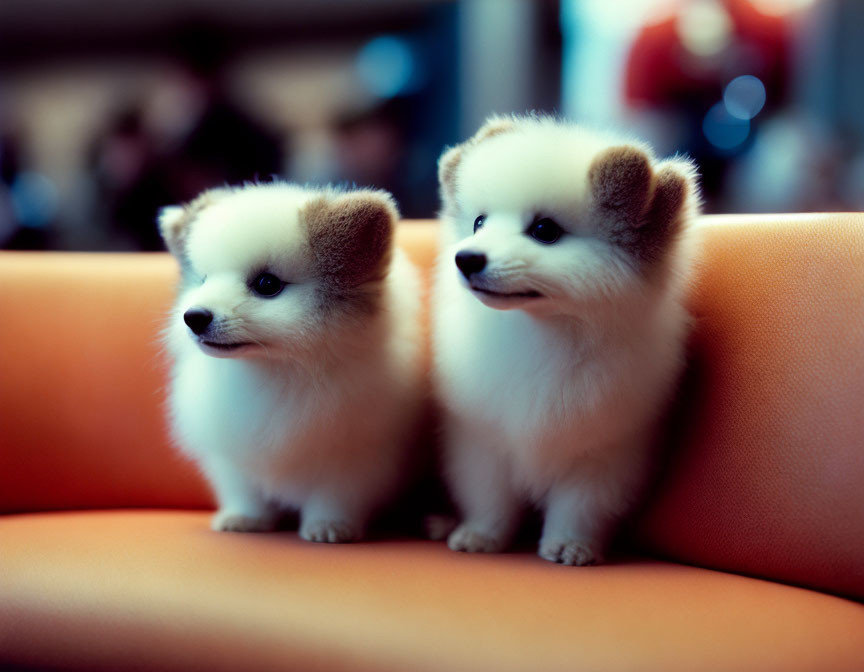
[438,117,516,209]
[589,146,653,225]
[302,190,397,290]
[438,146,463,204]
[158,206,188,257]
[471,116,517,144]
[158,187,232,258]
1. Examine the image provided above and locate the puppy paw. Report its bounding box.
[447,524,508,553]
[212,511,276,533]
[538,538,603,566]
[299,519,359,543]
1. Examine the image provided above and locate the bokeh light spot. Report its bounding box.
[10,172,58,228]
[356,36,416,99]
[676,0,733,57]
[724,75,767,120]
[703,102,750,150]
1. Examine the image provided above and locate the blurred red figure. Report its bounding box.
[624,0,789,207]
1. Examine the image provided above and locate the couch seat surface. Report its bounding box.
[2,511,863,672]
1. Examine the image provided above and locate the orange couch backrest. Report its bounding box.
[0,252,211,512]
[633,213,864,601]
[1,215,862,601]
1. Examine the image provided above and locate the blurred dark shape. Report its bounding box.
[342,5,460,219]
[333,99,411,208]
[0,119,22,247]
[90,105,164,251]
[89,21,283,250]
[0,125,19,185]
[624,0,789,210]
[0,110,57,250]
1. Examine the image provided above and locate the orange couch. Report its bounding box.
[2,215,863,672]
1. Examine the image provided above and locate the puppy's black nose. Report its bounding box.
[455,251,487,279]
[184,308,213,335]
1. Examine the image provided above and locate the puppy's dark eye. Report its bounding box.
[250,272,285,297]
[473,215,486,233]
[527,217,563,244]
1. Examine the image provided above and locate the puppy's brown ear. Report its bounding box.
[592,150,699,266]
[157,187,231,258]
[644,161,694,234]
[588,146,653,227]
[304,190,397,289]
[470,116,516,144]
[632,162,697,265]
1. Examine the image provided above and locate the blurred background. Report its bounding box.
[0,0,862,250]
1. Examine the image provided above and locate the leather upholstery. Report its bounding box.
[2,511,863,672]
[0,252,211,513]
[634,214,864,601]
[1,214,863,670]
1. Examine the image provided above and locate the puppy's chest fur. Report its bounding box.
[435,279,671,483]
[170,353,379,480]
[453,325,622,416]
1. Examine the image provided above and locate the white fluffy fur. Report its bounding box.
[161,183,423,542]
[433,116,697,565]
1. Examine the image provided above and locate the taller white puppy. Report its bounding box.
[160,183,423,542]
[433,116,699,565]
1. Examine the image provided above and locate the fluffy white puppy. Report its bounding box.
[160,183,423,542]
[433,115,699,565]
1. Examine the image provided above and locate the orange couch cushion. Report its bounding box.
[634,214,864,601]
[2,511,864,672]
[1,215,862,602]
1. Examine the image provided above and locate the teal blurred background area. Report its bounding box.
[0,0,861,250]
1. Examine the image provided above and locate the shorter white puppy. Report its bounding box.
[160,183,423,542]
[433,115,699,565]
